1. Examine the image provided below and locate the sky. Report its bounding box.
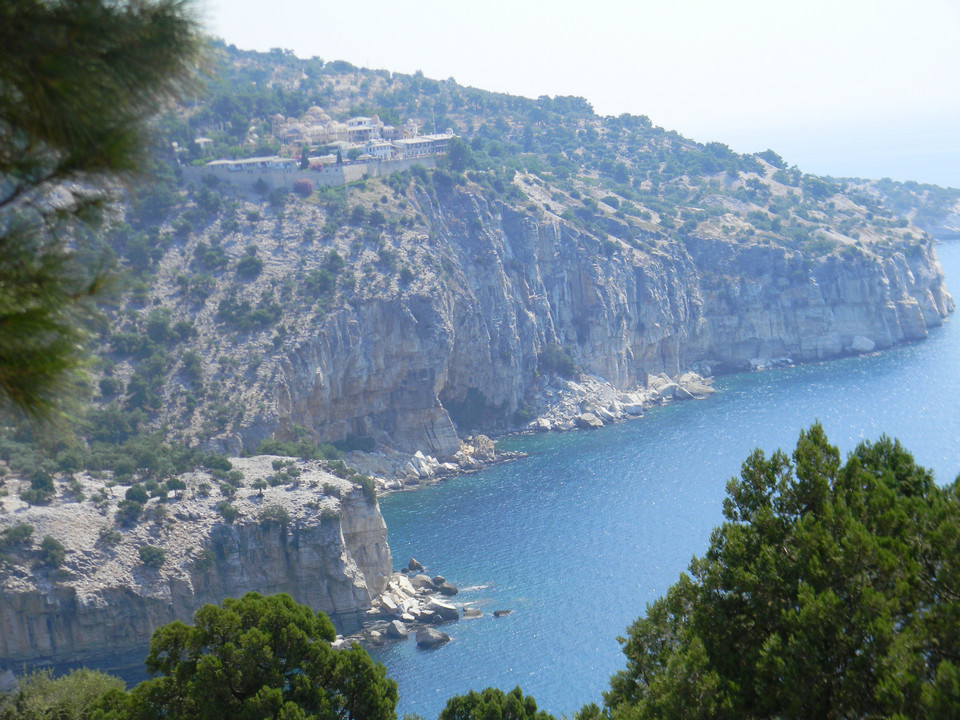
[202,0,960,188]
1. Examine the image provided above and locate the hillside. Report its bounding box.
[0,40,955,490]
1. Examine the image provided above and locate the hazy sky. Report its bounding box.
[203,0,960,188]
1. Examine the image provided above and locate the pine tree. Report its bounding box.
[0,0,203,422]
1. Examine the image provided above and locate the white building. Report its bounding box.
[392,133,453,159]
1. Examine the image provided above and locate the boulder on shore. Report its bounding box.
[386,620,408,639]
[416,628,450,648]
[426,598,460,622]
[408,557,425,572]
[437,582,459,596]
[576,412,604,429]
[410,574,437,590]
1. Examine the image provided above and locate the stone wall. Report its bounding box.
[186,155,438,191]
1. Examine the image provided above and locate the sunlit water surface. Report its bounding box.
[371,242,960,719]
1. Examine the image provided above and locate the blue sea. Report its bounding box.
[371,242,960,719]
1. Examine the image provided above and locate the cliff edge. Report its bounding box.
[0,457,391,672]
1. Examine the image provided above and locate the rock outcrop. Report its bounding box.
[0,458,391,673]
[225,187,952,457]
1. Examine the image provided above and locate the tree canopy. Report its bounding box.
[96,592,397,720]
[599,423,960,719]
[439,686,556,720]
[0,0,203,422]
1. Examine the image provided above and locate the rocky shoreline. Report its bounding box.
[336,558,508,652]
[347,370,716,498]
[519,371,715,433]
[331,371,717,650]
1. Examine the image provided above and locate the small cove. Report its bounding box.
[372,241,960,719]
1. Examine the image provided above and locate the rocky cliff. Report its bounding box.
[216,181,952,462]
[82,47,957,470]
[0,458,390,673]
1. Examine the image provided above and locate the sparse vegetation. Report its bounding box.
[138,545,165,568]
[216,500,239,523]
[37,536,66,568]
[257,504,290,530]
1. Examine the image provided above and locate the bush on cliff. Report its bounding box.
[538,343,578,379]
[138,545,165,569]
[38,536,66,568]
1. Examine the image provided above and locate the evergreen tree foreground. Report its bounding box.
[0,0,203,423]
[597,423,960,719]
[0,592,398,720]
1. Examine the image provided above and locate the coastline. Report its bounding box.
[347,370,718,497]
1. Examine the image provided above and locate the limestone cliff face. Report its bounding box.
[0,461,390,670]
[254,186,953,455]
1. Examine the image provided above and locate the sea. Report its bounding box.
[370,241,960,719]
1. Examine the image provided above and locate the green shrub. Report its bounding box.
[0,522,34,548]
[352,474,376,504]
[125,484,149,503]
[326,459,353,479]
[139,545,165,568]
[322,482,339,497]
[39,536,66,568]
[0,668,125,719]
[115,499,143,526]
[258,504,290,531]
[319,507,341,522]
[193,548,215,570]
[200,452,232,472]
[97,525,122,546]
[216,501,239,523]
[236,254,263,280]
[538,343,578,378]
[20,470,55,505]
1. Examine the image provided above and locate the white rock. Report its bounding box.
[386,620,408,639]
[381,595,398,612]
[595,407,616,422]
[396,574,416,596]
